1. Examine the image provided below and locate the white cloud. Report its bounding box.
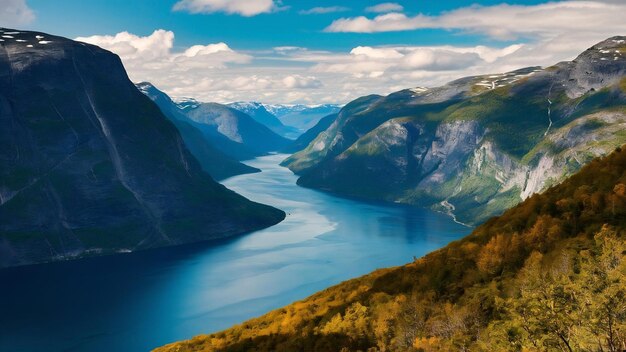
[0,0,35,27]
[74,30,328,103]
[299,6,349,15]
[365,2,404,13]
[172,0,280,16]
[282,75,323,89]
[76,30,174,60]
[326,1,626,40]
[76,30,251,69]
[326,12,424,33]
[309,44,524,78]
[400,49,481,71]
[72,12,624,105]
[273,46,306,53]
[351,46,403,59]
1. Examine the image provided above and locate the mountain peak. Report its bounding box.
[577,35,626,63]
[171,96,201,110]
[0,28,57,49]
[0,28,285,267]
[592,35,626,48]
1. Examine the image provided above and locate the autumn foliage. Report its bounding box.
[156,146,626,352]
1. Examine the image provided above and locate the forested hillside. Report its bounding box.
[157,145,626,352]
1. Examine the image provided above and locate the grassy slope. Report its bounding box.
[156,145,626,352]
[282,113,338,154]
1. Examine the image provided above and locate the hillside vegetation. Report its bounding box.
[284,37,626,225]
[157,145,626,352]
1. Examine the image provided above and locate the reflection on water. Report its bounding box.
[0,154,469,352]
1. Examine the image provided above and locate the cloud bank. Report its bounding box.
[326,1,626,40]
[75,1,626,104]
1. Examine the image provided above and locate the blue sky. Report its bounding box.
[26,0,548,50]
[3,0,626,103]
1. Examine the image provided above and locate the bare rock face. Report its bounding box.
[418,120,483,186]
[558,37,626,98]
[286,36,626,225]
[0,28,284,268]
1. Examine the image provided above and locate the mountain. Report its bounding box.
[140,92,292,161]
[264,103,342,132]
[136,82,259,180]
[282,94,383,171]
[0,28,285,268]
[227,102,300,139]
[156,144,626,352]
[171,96,201,111]
[284,37,626,225]
[181,102,292,158]
[282,113,338,154]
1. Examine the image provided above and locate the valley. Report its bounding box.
[1,9,625,350]
[0,154,467,352]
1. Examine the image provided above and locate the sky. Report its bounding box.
[3,0,626,104]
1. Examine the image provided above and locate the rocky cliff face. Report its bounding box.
[285,37,626,225]
[0,28,285,268]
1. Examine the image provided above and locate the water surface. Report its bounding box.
[0,154,469,351]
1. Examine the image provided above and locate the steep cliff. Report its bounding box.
[0,28,285,268]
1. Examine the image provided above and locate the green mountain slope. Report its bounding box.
[0,28,284,268]
[136,83,259,180]
[285,37,626,225]
[156,144,626,352]
[281,113,338,154]
[282,94,384,172]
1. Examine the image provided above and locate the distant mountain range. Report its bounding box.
[0,28,284,268]
[136,83,259,180]
[184,102,292,155]
[229,102,341,134]
[138,83,291,161]
[226,102,300,139]
[284,37,626,225]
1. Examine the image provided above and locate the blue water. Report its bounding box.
[0,154,469,352]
